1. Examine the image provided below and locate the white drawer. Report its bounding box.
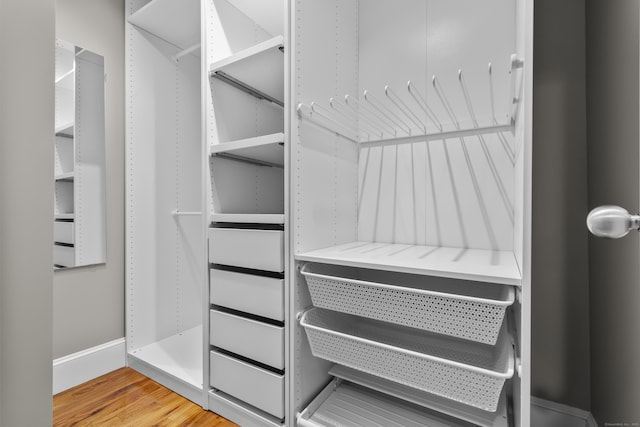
[208,228,284,272]
[210,269,284,321]
[54,221,75,244]
[210,309,284,369]
[54,244,75,267]
[210,350,284,419]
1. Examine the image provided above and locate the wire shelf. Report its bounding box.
[301,264,514,345]
[300,307,514,412]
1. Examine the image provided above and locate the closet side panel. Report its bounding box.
[176,53,205,333]
[126,20,180,349]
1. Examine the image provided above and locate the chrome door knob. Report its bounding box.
[587,205,640,239]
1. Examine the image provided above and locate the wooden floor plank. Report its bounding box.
[53,368,238,427]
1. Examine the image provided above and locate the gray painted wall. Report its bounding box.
[586,0,640,424]
[0,0,55,425]
[53,0,125,359]
[532,0,592,411]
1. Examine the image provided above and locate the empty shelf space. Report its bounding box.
[296,242,521,286]
[210,133,285,167]
[300,307,514,412]
[298,380,482,427]
[129,325,203,389]
[55,172,75,182]
[210,213,285,225]
[209,36,284,105]
[329,365,508,427]
[128,0,200,50]
[226,0,283,37]
[55,122,74,138]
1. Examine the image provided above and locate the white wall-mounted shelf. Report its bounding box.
[55,122,74,138]
[128,0,200,50]
[296,242,521,286]
[210,213,285,225]
[226,0,283,37]
[209,36,284,106]
[55,68,74,90]
[210,133,284,167]
[55,172,75,182]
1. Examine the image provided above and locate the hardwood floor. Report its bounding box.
[53,368,239,426]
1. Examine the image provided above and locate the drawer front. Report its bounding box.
[54,244,75,267]
[208,228,284,272]
[210,310,284,369]
[210,351,284,419]
[210,269,284,321]
[54,221,75,244]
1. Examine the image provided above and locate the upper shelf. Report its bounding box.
[209,36,284,106]
[55,68,74,91]
[210,132,284,167]
[55,122,74,138]
[210,213,285,225]
[226,0,283,37]
[128,0,200,50]
[55,172,75,182]
[296,241,521,286]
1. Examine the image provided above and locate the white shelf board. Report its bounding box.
[55,122,74,138]
[329,365,508,427]
[55,213,75,220]
[55,172,75,182]
[129,325,203,389]
[55,68,74,90]
[226,0,283,37]
[210,213,285,225]
[210,133,284,166]
[210,36,284,103]
[128,0,200,50]
[299,380,480,427]
[296,242,521,286]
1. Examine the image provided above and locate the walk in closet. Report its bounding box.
[126,0,532,425]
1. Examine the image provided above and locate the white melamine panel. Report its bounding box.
[297,241,521,286]
[210,310,284,369]
[54,221,75,245]
[210,269,284,320]
[54,181,74,214]
[210,351,285,419]
[210,36,284,104]
[226,0,284,37]
[210,133,285,166]
[54,245,76,268]
[128,0,200,50]
[74,49,106,266]
[208,228,284,272]
[54,136,74,175]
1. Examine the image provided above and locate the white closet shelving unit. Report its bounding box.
[126,0,533,425]
[204,0,289,425]
[125,0,205,405]
[54,39,106,269]
[290,1,532,427]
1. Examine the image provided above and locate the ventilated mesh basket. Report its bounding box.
[300,308,514,412]
[302,265,514,345]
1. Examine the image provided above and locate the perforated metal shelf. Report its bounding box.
[301,263,514,344]
[300,308,514,412]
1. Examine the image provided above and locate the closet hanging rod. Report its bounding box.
[212,151,284,168]
[210,71,284,108]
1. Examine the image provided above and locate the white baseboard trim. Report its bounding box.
[532,396,597,427]
[53,337,126,395]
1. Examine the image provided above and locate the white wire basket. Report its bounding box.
[301,264,515,345]
[299,308,514,412]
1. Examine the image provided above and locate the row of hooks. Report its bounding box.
[297,55,523,152]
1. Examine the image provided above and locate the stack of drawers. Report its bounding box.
[208,226,285,419]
